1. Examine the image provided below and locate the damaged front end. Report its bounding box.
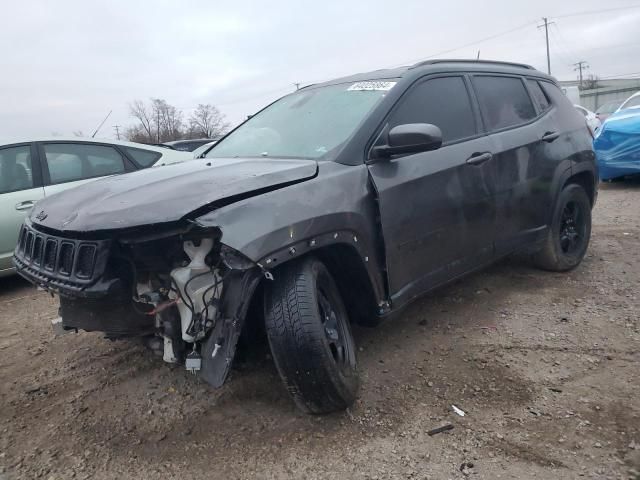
[13,220,263,388]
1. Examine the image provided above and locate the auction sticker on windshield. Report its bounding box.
[347,81,397,91]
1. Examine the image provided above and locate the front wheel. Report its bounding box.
[532,183,592,271]
[264,256,359,414]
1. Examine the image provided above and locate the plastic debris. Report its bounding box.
[452,405,466,417]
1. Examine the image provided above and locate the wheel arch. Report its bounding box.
[564,170,597,206]
[258,240,384,327]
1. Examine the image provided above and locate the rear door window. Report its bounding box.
[473,76,536,131]
[0,145,34,194]
[388,76,477,144]
[43,143,126,184]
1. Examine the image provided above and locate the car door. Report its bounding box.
[38,142,132,197]
[367,75,497,306]
[0,143,45,272]
[471,75,558,254]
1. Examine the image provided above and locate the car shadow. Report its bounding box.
[0,273,33,297]
[599,176,640,190]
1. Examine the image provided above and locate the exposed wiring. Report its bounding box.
[554,5,640,19]
[200,268,232,323]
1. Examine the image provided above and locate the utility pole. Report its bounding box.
[293,82,300,91]
[573,61,589,87]
[537,17,554,75]
[113,125,121,140]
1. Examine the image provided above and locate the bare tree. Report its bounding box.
[188,104,229,139]
[126,99,228,143]
[129,100,155,141]
[125,125,151,143]
[152,98,183,142]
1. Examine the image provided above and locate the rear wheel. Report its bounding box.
[533,183,592,271]
[264,256,359,414]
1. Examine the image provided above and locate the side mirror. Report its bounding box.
[372,123,443,159]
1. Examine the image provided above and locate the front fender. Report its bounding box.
[195,162,387,304]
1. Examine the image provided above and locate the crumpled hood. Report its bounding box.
[31,157,318,232]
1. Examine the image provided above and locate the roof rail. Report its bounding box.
[409,59,535,70]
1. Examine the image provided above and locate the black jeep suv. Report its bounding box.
[14,60,597,414]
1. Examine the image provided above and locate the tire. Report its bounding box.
[532,183,592,271]
[264,256,359,414]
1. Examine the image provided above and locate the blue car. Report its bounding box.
[594,108,640,180]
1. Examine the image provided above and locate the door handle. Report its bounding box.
[542,131,560,143]
[15,201,36,211]
[466,152,493,165]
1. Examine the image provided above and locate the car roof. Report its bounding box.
[303,59,552,90]
[0,137,178,155]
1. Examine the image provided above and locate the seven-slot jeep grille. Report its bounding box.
[14,222,109,290]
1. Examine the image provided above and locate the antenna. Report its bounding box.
[91,110,112,138]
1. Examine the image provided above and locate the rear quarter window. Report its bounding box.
[124,147,162,167]
[539,81,574,110]
[526,80,551,113]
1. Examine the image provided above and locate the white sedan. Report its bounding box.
[0,138,192,277]
[574,105,601,135]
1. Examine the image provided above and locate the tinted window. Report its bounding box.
[474,76,536,131]
[124,147,161,167]
[0,145,34,194]
[527,80,551,113]
[388,76,476,143]
[540,82,574,110]
[43,143,125,184]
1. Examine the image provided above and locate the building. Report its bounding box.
[559,78,640,112]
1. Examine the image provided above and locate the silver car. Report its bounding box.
[0,138,191,277]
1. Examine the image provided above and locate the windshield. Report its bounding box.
[207,81,396,159]
[620,95,640,111]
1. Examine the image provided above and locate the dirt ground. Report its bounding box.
[1,180,639,480]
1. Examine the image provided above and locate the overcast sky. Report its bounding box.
[2,0,640,142]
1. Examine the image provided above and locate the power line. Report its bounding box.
[126,4,640,126]
[549,24,577,63]
[546,28,574,66]
[388,20,537,68]
[554,4,640,19]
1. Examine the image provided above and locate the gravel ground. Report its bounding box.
[1,180,639,480]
